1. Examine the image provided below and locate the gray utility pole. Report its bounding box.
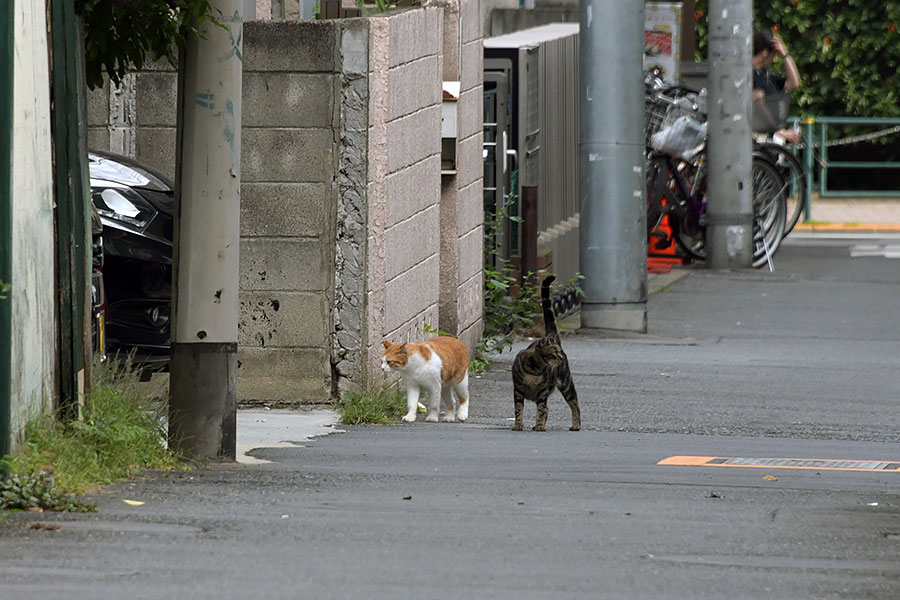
[578,0,647,333]
[706,0,753,269]
[170,0,243,461]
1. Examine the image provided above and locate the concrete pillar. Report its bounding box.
[170,0,243,460]
[578,0,647,332]
[705,0,753,269]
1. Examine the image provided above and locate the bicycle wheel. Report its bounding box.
[646,154,668,243]
[666,154,708,261]
[751,152,786,269]
[755,142,807,236]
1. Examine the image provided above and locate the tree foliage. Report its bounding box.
[693,0,900,117]
[76,0,220,90]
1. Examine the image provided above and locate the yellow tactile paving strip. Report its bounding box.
[658,456,900,472]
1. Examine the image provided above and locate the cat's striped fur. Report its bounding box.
[511,275,581,431]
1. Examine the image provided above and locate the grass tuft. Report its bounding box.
[337,384,406,425]
[1,358,187,512]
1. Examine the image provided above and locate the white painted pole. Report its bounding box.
[170,0,243,460]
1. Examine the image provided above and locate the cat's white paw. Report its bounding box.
[401,412,417,423]
[456,404,468,422]
[425,412,439,423]
[441,413,456,422]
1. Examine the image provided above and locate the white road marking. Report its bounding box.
[850,244,900,258]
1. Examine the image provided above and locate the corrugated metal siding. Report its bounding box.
[484,24,582,282]
[536,31,580,281]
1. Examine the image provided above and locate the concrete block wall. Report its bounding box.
[236,20,340,404]
[86,59,177,178]
[365,8,445,381]
[422,0,484,353]
[454,0,485,352]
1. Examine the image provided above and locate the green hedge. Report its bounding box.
[694,0,900,118]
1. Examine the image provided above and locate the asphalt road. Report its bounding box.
[2,233,899,599]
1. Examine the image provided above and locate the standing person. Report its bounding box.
[752,28,801,143]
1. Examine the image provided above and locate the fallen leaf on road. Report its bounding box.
[762,475,778,481]
[123,499,145,506]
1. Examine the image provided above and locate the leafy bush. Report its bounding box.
[694,0,900,118]
[77,0,220,90]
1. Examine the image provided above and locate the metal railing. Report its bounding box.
[799,116,900,220]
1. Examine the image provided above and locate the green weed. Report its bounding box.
[476,200,584,373]
[1,358,186,512]
[337,384,406,425]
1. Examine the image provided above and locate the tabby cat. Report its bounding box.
[381,336,470,423]
[511,275,581,431]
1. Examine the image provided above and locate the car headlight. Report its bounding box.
[91,187,156,229]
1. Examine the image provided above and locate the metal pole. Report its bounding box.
[170,0,243,461]
[0,0,14,462]
[705,0,753,269]
[803,118,814,221]
[578,0,647,333]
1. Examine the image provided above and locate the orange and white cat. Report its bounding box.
[380,336,470,423]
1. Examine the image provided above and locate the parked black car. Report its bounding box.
[88,151,174,373]
[90,203,106,361]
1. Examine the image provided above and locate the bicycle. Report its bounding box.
[753,134,807,237]
[645,82,788,268]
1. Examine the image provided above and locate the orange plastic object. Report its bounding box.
[647,213,685,264]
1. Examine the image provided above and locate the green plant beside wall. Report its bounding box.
[474,202,584,375]
[1,359,187,513]
[337,384,406,425]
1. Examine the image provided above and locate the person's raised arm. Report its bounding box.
[772,35,801,91]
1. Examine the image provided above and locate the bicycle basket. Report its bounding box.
[645,96,671,146]
[645,90,707,158]
[650,114,707,160]
[751,90,791,134]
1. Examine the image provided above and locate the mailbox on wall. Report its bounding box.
[441,81,459,175]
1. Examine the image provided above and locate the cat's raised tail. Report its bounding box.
[541,275,558,339]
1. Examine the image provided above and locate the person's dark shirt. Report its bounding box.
[753,68,786,94]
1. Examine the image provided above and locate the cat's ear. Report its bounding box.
[382,340,391,349]
[398,343,408,354]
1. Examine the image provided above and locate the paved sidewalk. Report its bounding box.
[236,408,343,465]
[795,196,900,231]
